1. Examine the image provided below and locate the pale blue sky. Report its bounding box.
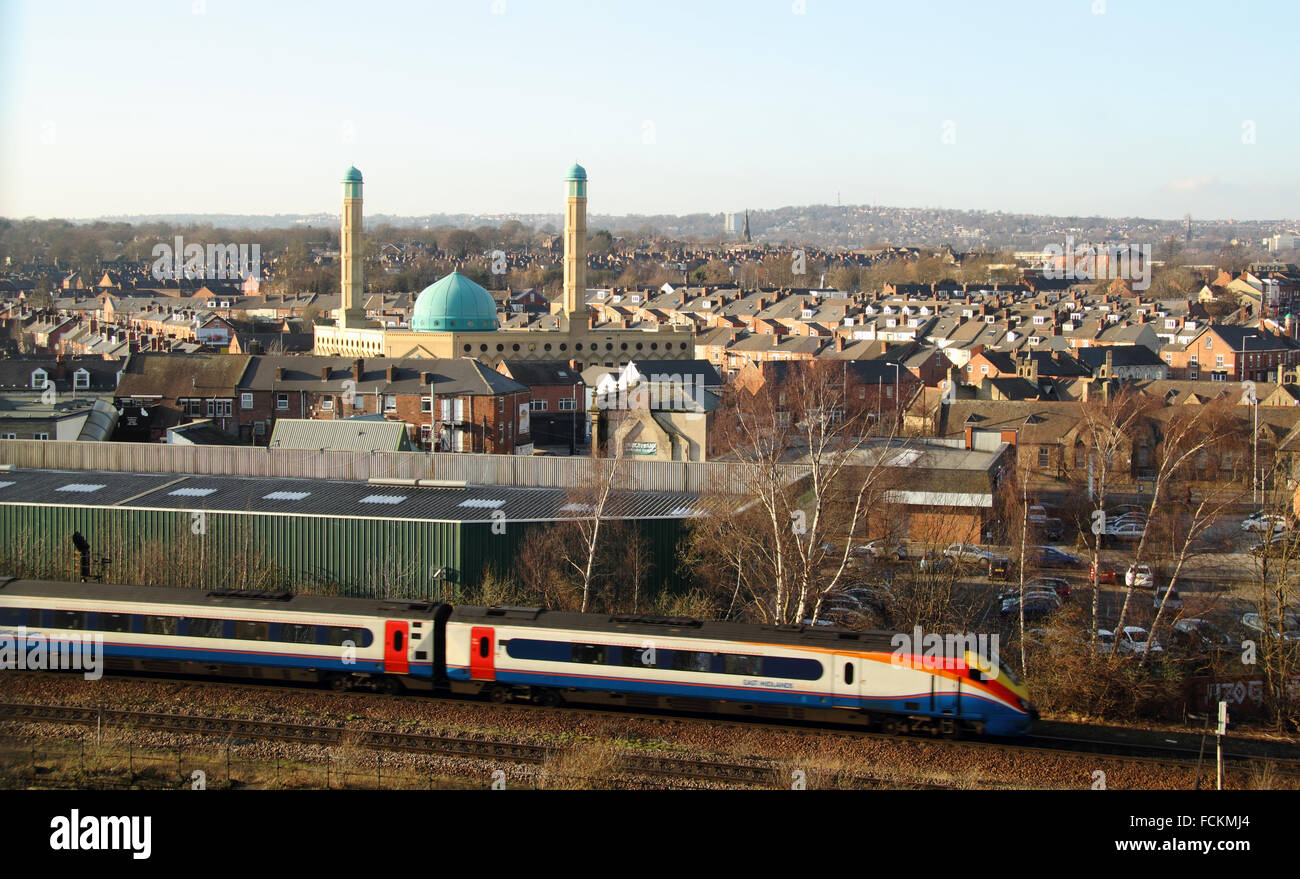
[1,0,1296,220]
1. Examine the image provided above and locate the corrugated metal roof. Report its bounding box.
[269,418,412,452]
[0,468,705,524]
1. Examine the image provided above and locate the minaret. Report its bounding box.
[337,166,367,328]
[558,162,588,325]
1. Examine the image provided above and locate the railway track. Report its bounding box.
[4,671,1298,785]
[0,700,944,789]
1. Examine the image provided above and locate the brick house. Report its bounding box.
[1163,325,1300,382]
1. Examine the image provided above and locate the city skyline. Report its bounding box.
[1,0,1298,221]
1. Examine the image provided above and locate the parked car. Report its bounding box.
[1171,619,1236,656]
[1000,592,1061,619]
[1107,520,1146,540]
[1248,531,1293,556]
[943,543,998,565]
[1126,564,1154,589]
[1090,559,1120,584]
[1152,584,1182,609]
[1116,626,1162,655]
[1033,546,1082,569]
[1241,612,1300,641]
[1028,505,1048,524]
[855,539,908,562]
[986,555,1015,580]
[1241,512,1289,533]
[1028,576,1073,601]
[1039,517,1065,540]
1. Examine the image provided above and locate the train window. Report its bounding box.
[26,609,43,627]
[235,621,269,641]
[844,663,854,685]
[759,657,824,681]
[722,654,762,676]
[95,613,131,633]
[504,639,569,662]
[279,623,316,644]
[0,607,26,626]
[325,626,371,648]
[570,644,606,664]
[395,631,406,652]
[144,616,179,636]
[477,636,487,658]
[186,618,227,639]
[671,651,713,673]
[51,610,86,630]
[620,645,657,667]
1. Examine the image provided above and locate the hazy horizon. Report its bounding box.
[3,0,1297,221]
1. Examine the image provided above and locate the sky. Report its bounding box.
[1,0,1296,222]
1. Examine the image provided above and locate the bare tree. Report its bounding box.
[559,453,623,613]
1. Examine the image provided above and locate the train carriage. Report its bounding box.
[0,578,450,693]
[445,606,1034,736]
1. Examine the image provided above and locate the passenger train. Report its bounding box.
[0,577,1035,737]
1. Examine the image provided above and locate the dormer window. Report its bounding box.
[73,368,90,390]
[801,309,814,319]
[1033,315,1046,325]
[30,368,48,389]
[1166,319,1177,329]
[985,316,995,324]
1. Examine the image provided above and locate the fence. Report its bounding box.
[0,439,783,494]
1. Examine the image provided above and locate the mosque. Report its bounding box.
[312,164,696,369]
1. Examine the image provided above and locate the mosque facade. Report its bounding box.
[312,165,695,368]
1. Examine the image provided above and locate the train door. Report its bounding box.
[931,669,959,716]
[469,627,495,681]
[384,621,409,675]
[832,655,859,709]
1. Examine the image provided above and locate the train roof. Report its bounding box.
[0,577,448,620]
[450,605,901,652]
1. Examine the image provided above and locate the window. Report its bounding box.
[478,636,489,658]
[186,617,227,638]
[1205,337,1213,349]
[34,433,49,441]
[241,393,253,409]
[421,396,432,413]
[279,623,316,644]
[276,394,289,410]
[321,397,334,411]
[325,626,371,647]
[145,615,179,636]
[393,630,404,652]
[1037,447,1050,468]
[212,399,232,418]
[234,620,269,641]
[1216,355,1224,367]
[672,650,713,673]
[94,613,131,633]
[384,395,396,412]
[30,369,48,389]
[571,644,606,664]
[498,397,504,413]
[73,369,90,390]
[530,400,548,411]
[844,663,855,685]
[1190,370,1199,380]
[621,645,658,667]
[559,398,576,411]
[51,610,86,630]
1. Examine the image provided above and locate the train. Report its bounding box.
[0,577,1036,737]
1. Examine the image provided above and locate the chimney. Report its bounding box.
[386,365,398,383]
[321,366,331,381]
[352,358,363,381]
[421,371,433,385]
[835,336,844,352]
[275,367,285,381]
[964,425,973,450]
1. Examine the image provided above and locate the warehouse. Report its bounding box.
[0,467,701,600]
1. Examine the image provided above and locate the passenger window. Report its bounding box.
[51,610,86,630]
[479,636,489,658]
[187,618,226,638]
[844,663,854,685]
[570,644,605,664]
[279,623,316,644]
[96,613,130,633]
[235,621,269,641]
[393,630,404,651]
[145,615,179,636]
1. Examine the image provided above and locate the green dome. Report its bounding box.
[343,166,363,183]
[411,271,498,332]
[565,163,587,181]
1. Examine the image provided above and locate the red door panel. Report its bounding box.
[470,627,495,681]
[384,621,409,675]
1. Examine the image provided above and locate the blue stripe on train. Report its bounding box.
[490,668,1031,736]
